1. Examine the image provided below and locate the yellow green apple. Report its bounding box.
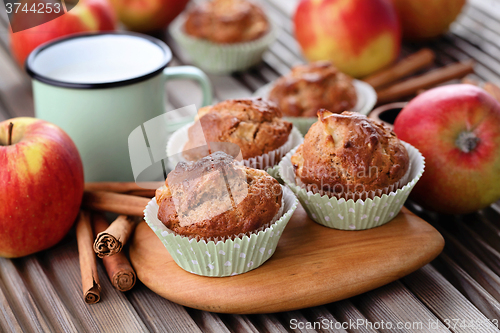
[0,118,84,258]
[294,0,401,78]
[391,0,466,40]
[109,0,189,32]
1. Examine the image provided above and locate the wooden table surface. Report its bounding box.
[1,0,500,332]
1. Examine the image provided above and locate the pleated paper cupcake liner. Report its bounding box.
[253,80,377,135]
[143,186,298,277]
[166,123,303,177]
[169,15,277,74]
[279,142,425,230]
[296,160,411,201]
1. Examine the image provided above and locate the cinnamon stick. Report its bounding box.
[82,191,150,217]
[76,210,101,304]
[376,60,475,104]
[84,182,162,198]
[93,215,139,258]
[92,214,136,292]
[364,48,436,89]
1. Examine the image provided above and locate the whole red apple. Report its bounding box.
[391,0,465,40]
[0,118,84,258]
[294,0,401,78]
[109,0,189,32]
[10,0,116,67]
[394,84,500,214]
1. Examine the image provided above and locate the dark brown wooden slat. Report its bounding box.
[465,6,500,40]
[302,306,349,333]
[433,254,500,322]
[455,222,500,278]
[127,285,203,333]
[0,10,11,54]
[17,257,82,332]
[402,265,500,332]
[0,47,34,118]
[42,242,150,333]
[469,0,500,21]
[354,281,451,332]
[279,311,319,333]
[187,309,231,333]
[327,300,378,333]
[218,314,261,333]
[457,14,500,49]
[251,314,289,333]
[0,278,24,333]
[0,258,54,332]
[439,227,500,303]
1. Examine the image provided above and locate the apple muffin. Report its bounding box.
[291,110,410,199]
[184,0,269,44]
[156,151,283,239]
[269,61,357,117]
[183,98,293,161]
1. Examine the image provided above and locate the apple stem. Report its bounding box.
[8,122,13,146]
[456,131,480,153]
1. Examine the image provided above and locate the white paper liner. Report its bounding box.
[279,141,425,230]
[144,186,298,277]
[166,123,303,172]
[169,14,277,74]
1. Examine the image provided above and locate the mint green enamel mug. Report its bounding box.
[26,32,212,182]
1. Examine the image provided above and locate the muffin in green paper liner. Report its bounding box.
[145,151,298,277]
[169,0,277,75]
[166,99,304,181]
[279,142,424,230]
[279,110,425,230]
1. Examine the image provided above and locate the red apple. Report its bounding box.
[108,0,189,32]
[391,0,465,40]
[394,84,500,214]
[294,0,401,78]
[10,0,116,67]
[0,118,84,258]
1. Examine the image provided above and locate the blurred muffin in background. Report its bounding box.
[269,61,357,117]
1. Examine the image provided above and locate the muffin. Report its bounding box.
[156,151,283,240]
[182,98,293,162]
[269,61,358,117]
[291,110,410,199]
[184,0,269,43]
[146,151,299,277]
[279,109,424,231]
[171,0,275,74]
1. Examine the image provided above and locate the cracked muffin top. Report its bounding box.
[156,151,282,239]
[291,110,409,195]
[183,98,292,160]
[269,61,357,117]
[184,0,269,43]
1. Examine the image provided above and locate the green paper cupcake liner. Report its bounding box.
[144,186,298,277]
[279,142,425,230]
[169,15,277,74]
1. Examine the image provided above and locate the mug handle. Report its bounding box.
[163,66,213,107]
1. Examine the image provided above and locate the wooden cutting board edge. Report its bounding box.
[129,206,444,314]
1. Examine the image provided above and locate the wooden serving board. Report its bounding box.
[129,206,444,314]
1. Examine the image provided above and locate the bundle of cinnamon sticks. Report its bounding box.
[77,182,156,304]
[363,48,475,104]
